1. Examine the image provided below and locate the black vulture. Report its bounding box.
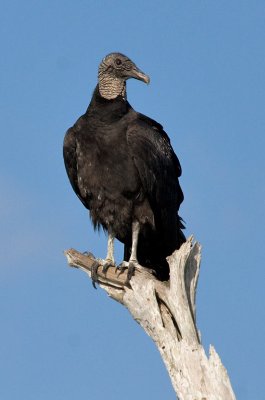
[63,53,185,281]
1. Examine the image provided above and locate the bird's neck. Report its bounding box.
[87,85,130,122]
[98,73,127,100]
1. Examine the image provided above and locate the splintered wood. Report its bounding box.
[64,237,236,400]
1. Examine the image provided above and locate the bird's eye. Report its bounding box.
[115,58,122,66]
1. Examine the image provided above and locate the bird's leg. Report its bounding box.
[129,221,140,263]
[90,232,116,288]
[118,221,144,282]
[126,220,141,281]
[102,231,116,274]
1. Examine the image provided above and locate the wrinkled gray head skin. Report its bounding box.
[98,52,150,100]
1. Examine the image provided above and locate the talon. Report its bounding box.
[83,251,95,258]
[91,260,100,288]
[116,260,139,284]
[127,261,136,282]
[102,260,115,275]
[116,261,129,277]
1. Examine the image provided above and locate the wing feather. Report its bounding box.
[127,114,183,211]
[63,119,88,208]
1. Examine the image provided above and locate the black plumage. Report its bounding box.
[63,53,185,280]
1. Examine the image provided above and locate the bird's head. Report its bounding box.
[98,52,150,100]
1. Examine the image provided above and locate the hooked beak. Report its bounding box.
[130,67,150,84]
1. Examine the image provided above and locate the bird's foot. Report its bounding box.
[102,259,116,275]
[117,260,152,285]
[82,251,95,258]
[81,251,99,288]
[116,261,135,285]
[90,259,100,289]
[90,258,116,288]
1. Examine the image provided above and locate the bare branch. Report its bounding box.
[64,248,128,289]
[64,237,236,400]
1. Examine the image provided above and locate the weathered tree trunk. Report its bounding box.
[64,236,236,400]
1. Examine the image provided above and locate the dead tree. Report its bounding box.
[64,236,236,400]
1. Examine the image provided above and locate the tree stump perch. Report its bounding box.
[64,236,236,400]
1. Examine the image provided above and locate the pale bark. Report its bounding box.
[64,237,236,400]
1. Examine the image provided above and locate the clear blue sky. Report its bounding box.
[1,1,264,399]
